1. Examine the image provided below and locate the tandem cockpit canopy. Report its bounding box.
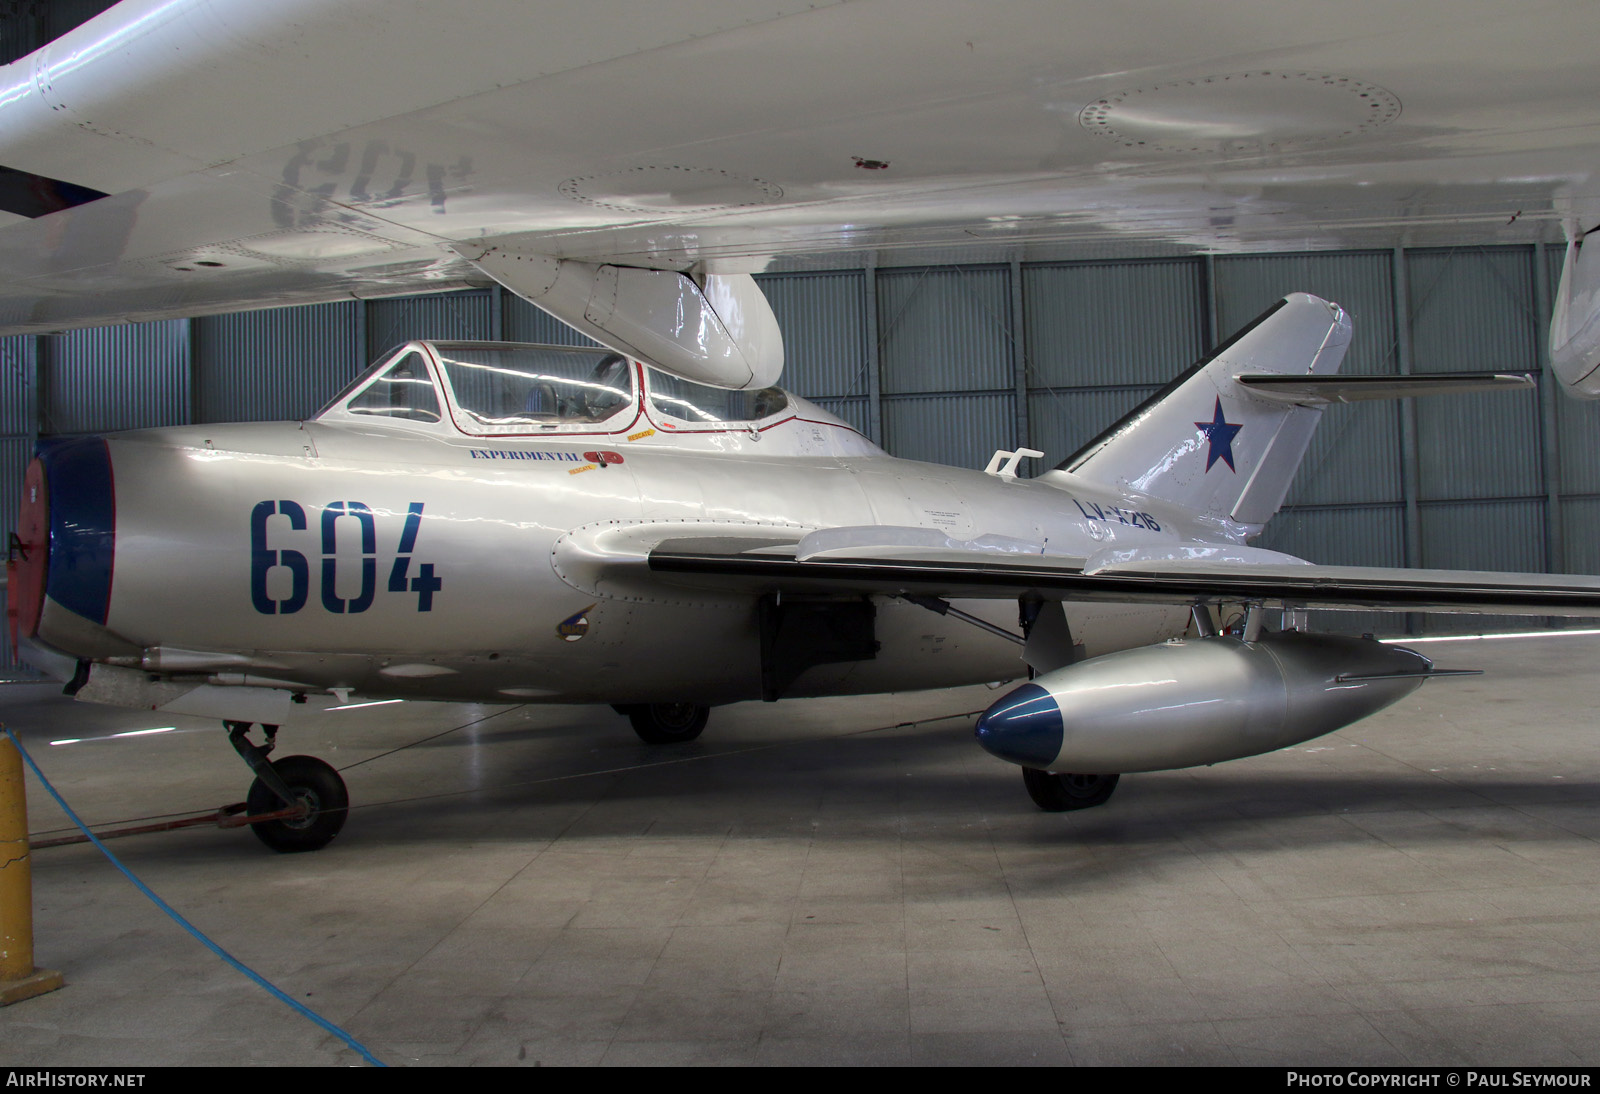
[317,341,790,437]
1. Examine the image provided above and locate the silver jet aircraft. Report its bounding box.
[11,293,1600,851]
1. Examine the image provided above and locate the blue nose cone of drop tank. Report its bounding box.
[974,682,1065,769]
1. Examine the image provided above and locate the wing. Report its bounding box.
[2,0,1600,338]
[651,536,1600,617]
[550,521,1600,617]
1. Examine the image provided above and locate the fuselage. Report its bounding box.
[14,342,1200,707]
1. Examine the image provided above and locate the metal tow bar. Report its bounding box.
[29,800,312,850]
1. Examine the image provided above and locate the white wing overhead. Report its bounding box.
[3,0,1600,383]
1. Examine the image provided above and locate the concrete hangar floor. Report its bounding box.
[4,633,1600,1067]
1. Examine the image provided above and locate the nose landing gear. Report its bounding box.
[226,722,348,853]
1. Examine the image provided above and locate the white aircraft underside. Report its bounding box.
[3,1,1600,390]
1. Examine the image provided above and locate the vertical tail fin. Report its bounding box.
[1056,293,1351,528]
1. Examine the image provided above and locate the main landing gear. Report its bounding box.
[1021,769,1120,812]
[613,703,710,744]
[226,722,348,853]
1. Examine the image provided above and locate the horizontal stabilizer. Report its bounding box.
[1235,371,1533,404]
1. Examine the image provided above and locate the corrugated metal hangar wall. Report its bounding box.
[4,244,1598,673]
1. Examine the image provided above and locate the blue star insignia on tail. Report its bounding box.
[1195,398,1241,472]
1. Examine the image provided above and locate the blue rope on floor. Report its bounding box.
[4,725,385,1067]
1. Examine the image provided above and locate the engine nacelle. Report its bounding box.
[974,632,1431,773]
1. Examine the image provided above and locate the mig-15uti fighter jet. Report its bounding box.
[11,293,1600,852]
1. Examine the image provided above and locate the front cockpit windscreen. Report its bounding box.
[647,368,789,427]
[434,345,635,434]
[344,351,443,423]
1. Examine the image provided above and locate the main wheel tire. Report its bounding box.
[246,755,349,853]
[627,703,709,744]
[1021,768,1120,812]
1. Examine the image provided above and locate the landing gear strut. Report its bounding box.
[226,722,348,853]
[1021,768,1120,812]
[615,703,709,744]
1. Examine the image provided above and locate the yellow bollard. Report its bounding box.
[0,729,63,1005]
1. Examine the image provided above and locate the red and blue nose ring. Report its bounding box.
[8,437,115,652]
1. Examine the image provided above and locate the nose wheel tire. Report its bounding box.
[246,755,349,853]
[622,703,709,744]
[1022,768,1120,812]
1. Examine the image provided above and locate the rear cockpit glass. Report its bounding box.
[647,369,788,426]
[345,351,442,423]
[436,345,635,434]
